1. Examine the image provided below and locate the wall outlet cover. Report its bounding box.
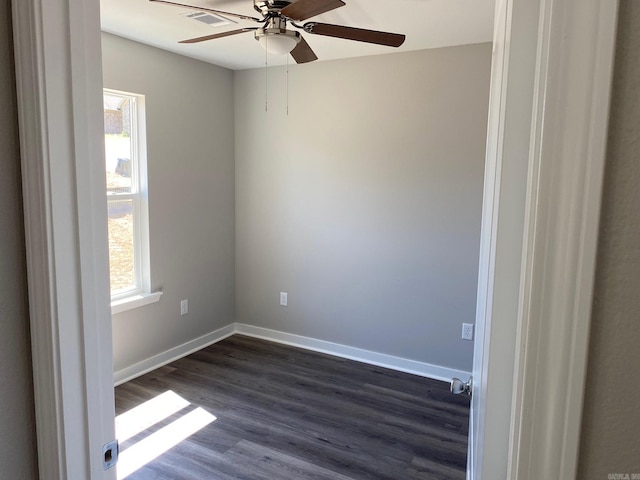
[462,323,474,341]
[280,292,288,307]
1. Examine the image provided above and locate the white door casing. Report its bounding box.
[471,0,618,478]
[12,0,116,478]
[11,0,618,479]
[469,0,542,477]
[507,0,618,477]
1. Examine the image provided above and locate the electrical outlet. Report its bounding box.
[462,323,474,341]
[280,292,288,307]
[180,299,188,316]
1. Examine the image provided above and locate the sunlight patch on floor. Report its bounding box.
[116,391,217,479]
[116,390,190,443]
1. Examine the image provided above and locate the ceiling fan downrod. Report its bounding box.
[253,0,293,17]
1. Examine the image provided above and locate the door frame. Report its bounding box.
[505,0,619,476]
[11,0,618,479]
[469,0,619,478]
[12,0,116,478]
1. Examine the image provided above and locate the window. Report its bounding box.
[104,89,160,312]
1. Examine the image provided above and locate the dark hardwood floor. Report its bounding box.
[114,335,470,479]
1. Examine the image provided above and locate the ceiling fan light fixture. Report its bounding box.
[255,28,301,55]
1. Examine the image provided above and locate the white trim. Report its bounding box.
[12,0,116,478]
[470,0,543,477]
[114,323,471,387]
[235,324,470,382]
[114,324,236,386]
[469,0,511,476]
[507,0,619,478]
[111,291,163,315]
[12,2,66,475]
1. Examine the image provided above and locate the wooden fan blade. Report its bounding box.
[290,36,318,63]
[179,28,257,43]
[304,22,406,47]
[280,0,345,21]
[149,0,262,22]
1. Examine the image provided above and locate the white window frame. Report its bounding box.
[104,89,160,313]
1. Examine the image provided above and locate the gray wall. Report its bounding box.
[235,44,491,372]
[579,1,640,476]
[102,33,236,372]
[0,2,38,477]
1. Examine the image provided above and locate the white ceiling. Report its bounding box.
[100,0,496,70]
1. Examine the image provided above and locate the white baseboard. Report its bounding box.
[114,322,471,386]
[113,323,236,386]
[235,323,471,383]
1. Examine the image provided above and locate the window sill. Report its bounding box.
[111,291,163,315]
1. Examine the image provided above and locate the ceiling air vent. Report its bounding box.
[180,11,236,27]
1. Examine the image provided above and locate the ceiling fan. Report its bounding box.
[150,0,406,64]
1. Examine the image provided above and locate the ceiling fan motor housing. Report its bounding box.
[254,0,293,16]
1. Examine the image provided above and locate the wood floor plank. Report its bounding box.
[407,455,467,480]
[136,364,464,473]
[115,335,470,479]
[223,440,356,480]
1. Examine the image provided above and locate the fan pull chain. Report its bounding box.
[286,54,289,116]
[264,36,268,112]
